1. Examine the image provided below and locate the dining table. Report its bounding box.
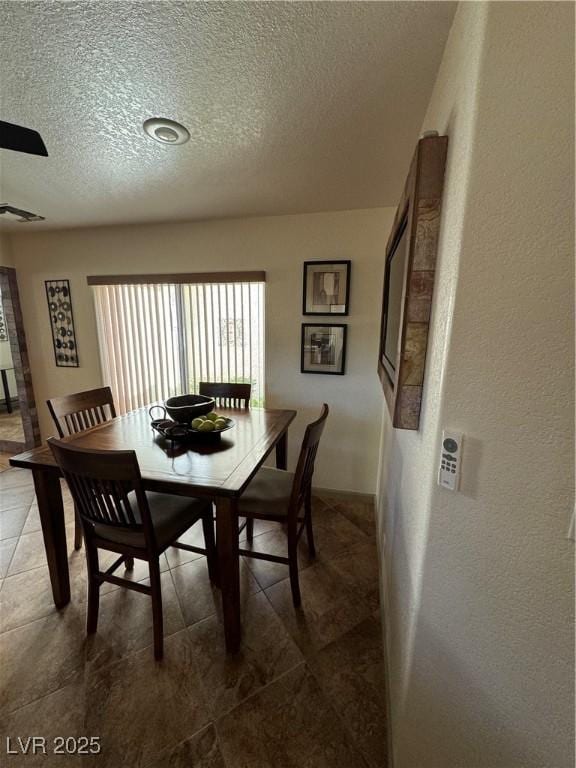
[9,404,296,653]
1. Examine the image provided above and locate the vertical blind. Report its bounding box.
[92,281,265,414]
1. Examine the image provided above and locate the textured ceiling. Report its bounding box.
[0,1,455,231]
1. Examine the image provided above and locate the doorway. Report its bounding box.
[0,267,40,452]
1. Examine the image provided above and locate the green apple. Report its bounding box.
[206,412,219,421]
[214,419,228,430]
[191,417,204,429]
[198,420,215,432]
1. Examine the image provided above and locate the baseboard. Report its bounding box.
[0,439,25,454]
[312,485,376,504]
[2,395,19,416]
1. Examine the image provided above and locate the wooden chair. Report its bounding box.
[199,382,251,409]
[47,387,117,550]
[237,404,329,606]
[199,382,253,537]
[48,438,218,660]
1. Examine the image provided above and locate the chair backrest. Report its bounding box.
[47,386,117,438]
[48,437,155,546]
[289,404,329,520]
[199,382,251,409]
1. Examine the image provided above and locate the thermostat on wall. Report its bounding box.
[438,430,463,491]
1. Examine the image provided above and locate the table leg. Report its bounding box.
[1,369,12,414]
[215,497,241,653]
[32,469,70,608]
[275,430,288,470]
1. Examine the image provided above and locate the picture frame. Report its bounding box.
[45,279,80,367]
[378,134,448,429]
[303,260,351,315]
[301,323,347,375]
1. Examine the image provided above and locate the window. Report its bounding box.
[91,277,265,413]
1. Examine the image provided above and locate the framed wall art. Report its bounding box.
[378,133,448,430]
[301,323,347,375]
[303,260,350,315]
[45,279,79,367]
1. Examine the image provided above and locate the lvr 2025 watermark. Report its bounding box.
[5,736,101,755]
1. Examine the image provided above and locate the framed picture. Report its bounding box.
[45,279,79,367]
[378,134,448,429]
[303,260,350,315]
[301,323,347,375]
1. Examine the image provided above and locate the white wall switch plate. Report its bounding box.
[438,430,463,491]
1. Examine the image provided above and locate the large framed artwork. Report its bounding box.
[303,260,350,316]
[378,133,448,429]
[301,323,347,375]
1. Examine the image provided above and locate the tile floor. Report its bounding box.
[0,458,388,767]
[0,410,25,444]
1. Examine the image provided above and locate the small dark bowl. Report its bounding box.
[164,394,215,424]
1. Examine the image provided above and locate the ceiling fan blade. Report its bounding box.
[0,120,48,156]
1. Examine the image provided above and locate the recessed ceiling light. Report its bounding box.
[143,118,190,146]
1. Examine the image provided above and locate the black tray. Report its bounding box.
[150,417,235,443]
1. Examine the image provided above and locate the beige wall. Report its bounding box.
[0,234,14,267]
[377,3,575,767]
[9,207,394,493]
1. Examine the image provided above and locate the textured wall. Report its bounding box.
[9,207,394,494]
[377,3,575,766]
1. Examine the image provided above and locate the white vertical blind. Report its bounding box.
[92,281,265,413]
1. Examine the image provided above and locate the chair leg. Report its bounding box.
[245,518,254,542]
[287,525,301,608]
[124,556,134,571]
[202,513,219,587]
[305,487,316,558]
[74,506,83,550]
[85,541,100,634]
[149,557,164,661]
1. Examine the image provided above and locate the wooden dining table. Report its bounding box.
[9,405,296,653]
